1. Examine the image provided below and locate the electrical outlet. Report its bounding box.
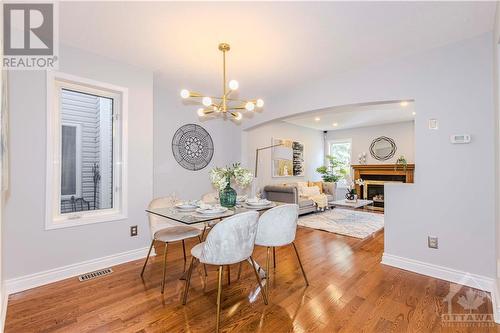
[428,236,438,249]
[130,225,138,237]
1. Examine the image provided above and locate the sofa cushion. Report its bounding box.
[302,186,321,197]
[298,198,314,208]
[308,181,324,193]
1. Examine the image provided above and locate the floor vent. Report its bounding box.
[78,268,113,282]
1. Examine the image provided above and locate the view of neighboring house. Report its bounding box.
[60,89,113,213]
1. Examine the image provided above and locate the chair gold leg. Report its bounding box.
[140,239,155,277]
[237,262,243,280]
[273,247,276,269]
[227,265,231,285]
[161,242,169,294]
[292,242,309,286]
[201,225,207,240]
[182,240,187,263]
[266,247,271,300]
[182,257,195,305]
[249,256,268,305]
[216,265,223,333]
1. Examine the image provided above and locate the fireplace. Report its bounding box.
[363,180,403,207]
[351,164,415,209]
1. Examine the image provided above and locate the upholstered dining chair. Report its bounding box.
[199,191,220,240]
[182,211,267,333]
[254,204,309,301]
[141,197,203,294]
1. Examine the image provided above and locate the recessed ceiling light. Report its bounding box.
[314,117,320,122]
[412,111,416,116]
[400,101,409,107]
[333,122,338,127]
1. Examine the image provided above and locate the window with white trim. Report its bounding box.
[46,72,127,229]
[328,139,352,187]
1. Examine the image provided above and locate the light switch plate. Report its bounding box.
[428,119,438,130]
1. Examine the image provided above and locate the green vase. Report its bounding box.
[220,177,237,208]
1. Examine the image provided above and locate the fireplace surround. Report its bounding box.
[351,164,415,207]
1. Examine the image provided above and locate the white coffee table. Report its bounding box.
[332,199,374,209]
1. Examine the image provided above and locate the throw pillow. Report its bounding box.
[296,181,308,196]
[302,186,321,197]
[308,181,324,194]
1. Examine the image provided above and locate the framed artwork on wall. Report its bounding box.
[271,138,304,177]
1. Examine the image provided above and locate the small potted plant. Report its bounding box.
[394,155,408,171]
[209,163,253,208]
[316,155,347,195]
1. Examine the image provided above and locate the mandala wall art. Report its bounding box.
[172,124,214,171]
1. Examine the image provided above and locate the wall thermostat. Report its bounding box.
[450,134,471,144]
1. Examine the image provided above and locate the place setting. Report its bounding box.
[241,197,276,210]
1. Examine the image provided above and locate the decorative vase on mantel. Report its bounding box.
[219,176,237,208]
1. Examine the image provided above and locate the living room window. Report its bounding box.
[328,139,352,187]
[46,72,128,229]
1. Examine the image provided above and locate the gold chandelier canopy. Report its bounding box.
[180,43,264,121]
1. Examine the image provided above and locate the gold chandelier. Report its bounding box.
[180,43,264,121]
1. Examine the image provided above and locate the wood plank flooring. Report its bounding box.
[5,228,499,332]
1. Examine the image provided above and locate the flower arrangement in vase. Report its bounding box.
[345,177,365,201]
[209,163,253,207]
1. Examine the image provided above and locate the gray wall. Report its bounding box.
[243,33,496,278]
[4,45,154,279]
[153,72,243,200]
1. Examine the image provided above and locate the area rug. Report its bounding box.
[298,208,384,239]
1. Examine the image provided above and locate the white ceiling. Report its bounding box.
[282,101,415,131]
[59,2,495,97]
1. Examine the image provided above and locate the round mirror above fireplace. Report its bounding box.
[369,136,397,161]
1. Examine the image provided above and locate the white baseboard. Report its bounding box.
[5,246,150,295]
[382,253,499,323]
[381,253,495,291]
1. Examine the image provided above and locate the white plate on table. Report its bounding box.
[243,201,275,209]
[245,199,272,207]
[175,202,198,211]
[195,207,228,215]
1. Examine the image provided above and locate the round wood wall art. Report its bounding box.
[172,124,214,171]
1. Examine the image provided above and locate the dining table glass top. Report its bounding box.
[146,202,281,225]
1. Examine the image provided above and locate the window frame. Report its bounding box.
[327,138,352,188]
[46,72,128,230]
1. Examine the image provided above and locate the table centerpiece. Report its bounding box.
[209,163,253,208]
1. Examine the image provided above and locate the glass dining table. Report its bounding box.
[146,202,281,225]
[145,201,281,281]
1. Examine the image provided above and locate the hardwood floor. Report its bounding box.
[5,228,499,332]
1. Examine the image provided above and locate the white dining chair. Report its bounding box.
[141,197,203,294]
[254,204,309,300]
[182,211,267,333]
[199,191,220,240]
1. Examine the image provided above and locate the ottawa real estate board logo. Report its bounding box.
[3,2,58,70]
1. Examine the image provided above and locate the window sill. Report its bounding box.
[46,212,127,230]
